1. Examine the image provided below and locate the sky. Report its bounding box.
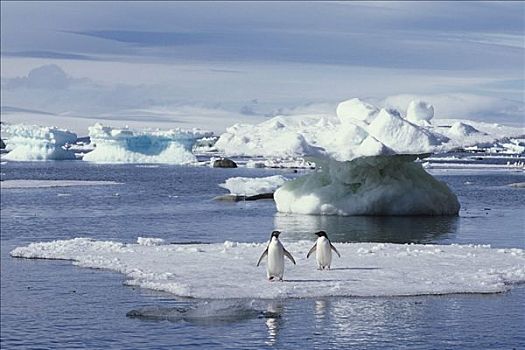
[1,1,524,134]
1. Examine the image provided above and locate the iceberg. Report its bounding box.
[215,99,465,215]
[0,123,77,161]
[219,175,289,196]
[275,155,460,216]
[83,123,212,164]
[10,238,525,299]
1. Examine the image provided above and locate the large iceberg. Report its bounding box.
[83,123,212,164]
[275,155,460,216]
[10,238,525,299]
[0,123,77,161]
[214,98,524,215]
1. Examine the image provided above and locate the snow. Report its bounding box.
[219,175,288,196]
[275,155,460,216]
[214,98,524,215]
[83,123,212,164]
[336,98,379,124]
[1,180,121,189]
[137,237,165,246]
[10,238,525,299]
[0,123,77,161]
[215,99,524,162]
[447,122,483,138]
[406,100,434,124]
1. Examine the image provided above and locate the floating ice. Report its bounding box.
[83,123,212,164]
[1,180,121,189]
[10,238,525,299]
[219,175,289,196]
[275,155,460,216]
[0,123,77,161]
[215,98,525,215]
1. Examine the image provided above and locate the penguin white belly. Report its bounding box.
[267,241,285,279]
[316,237,332,269]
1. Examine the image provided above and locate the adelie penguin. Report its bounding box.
[257,231,296,281]
[307,230,341,270]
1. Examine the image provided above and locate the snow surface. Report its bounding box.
[219,175,288,196]
[10,238,525,299]
[215,99,524,161]
[1,180,121,189]
[83,123,212,164]
[0,123,77,161]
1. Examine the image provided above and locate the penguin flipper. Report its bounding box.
[330,243,341,258]
[257,247,268,266]
[283,248,296,265]
[306,243,317,259]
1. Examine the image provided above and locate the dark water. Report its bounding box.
[1,161,524,349]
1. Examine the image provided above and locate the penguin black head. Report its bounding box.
[315,230,327,237]
[271,230,281,238]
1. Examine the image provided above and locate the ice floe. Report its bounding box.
[82,123,212,164]
[10,238,525,299]
[1,123,77,161]
[219,175,289,196]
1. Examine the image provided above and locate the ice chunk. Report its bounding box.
[137,237,165,246]
[10,238,525,299]
[367,109,441,154]
[406,100,434,123]
[275,155,460,216]
[83,123,212,164]
[219,175,288,196]
[448,122,483,137]
[1,123,77,161]
[336,98,379,124]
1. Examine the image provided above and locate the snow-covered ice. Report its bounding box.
[1,180,121,189]
[215,98,524,215]
[83,123,212,164]
[219,175,289,196]
[10,238,525,299]
[0,123,77,161]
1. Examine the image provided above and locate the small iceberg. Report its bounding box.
[83,123,212,164]
[1,123,77,161]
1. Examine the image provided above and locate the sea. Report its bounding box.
[1,160,524,349]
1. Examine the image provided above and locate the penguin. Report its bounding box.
[306,230,340,270]
[257,231,296,281]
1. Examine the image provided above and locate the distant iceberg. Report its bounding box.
[0,123,77,161]
[83,123,212,164]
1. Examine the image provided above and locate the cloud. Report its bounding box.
[3,64,84,89]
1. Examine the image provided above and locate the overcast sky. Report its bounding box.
[1,1,524,133]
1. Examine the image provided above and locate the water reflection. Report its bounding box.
[275,213,458,243]
[264,300,283,346]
